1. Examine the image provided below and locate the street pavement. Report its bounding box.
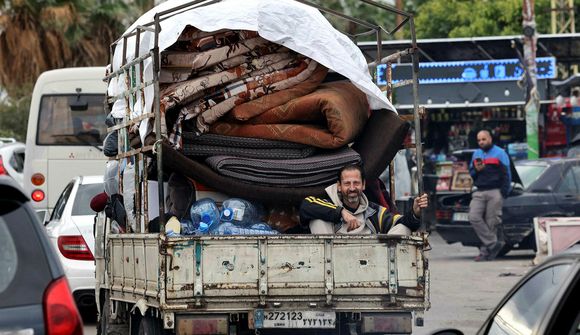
[83,231,535,335]
[415,232,535,334]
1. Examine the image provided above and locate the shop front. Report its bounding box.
[359,34,580,195]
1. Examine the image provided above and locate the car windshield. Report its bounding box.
[72,183,104,216]
[515,164,548,189]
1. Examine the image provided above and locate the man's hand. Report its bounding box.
[413,193,429,217]
[474,160,485,172]
[341,209,360,231]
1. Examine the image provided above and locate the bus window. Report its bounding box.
[37,95,106,146]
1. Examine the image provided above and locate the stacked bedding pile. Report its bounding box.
[159,27,370,188]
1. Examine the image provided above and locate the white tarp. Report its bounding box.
[108,0,396,134]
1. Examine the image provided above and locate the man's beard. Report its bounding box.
[344,191,361,206]
[481,143,493,151]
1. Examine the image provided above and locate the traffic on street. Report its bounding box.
[1,0,580,334]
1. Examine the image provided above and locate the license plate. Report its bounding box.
[254,310,336,329]
[453,212,470,222]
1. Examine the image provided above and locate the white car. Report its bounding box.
[0,138,25,187]
[45,175,104,311]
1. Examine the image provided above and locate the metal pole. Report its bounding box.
[386,61,396,199]
[153,13,166,232]
[523,0,540,159]
[409,17,424,196]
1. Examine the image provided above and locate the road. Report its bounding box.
[415,232,534,334]
[83,231,535,335]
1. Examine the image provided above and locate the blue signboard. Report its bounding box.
[376,57,556,85]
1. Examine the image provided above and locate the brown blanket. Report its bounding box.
[210,81,370,149]
[230,64,329,121]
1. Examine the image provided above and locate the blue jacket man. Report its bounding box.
[468,130,511,261]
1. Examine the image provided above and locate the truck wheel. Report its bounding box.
[138,315,163,335]
[99,291,129,335]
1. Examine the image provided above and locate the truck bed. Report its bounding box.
[107,234,429,312]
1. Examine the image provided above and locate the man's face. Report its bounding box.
[477,131,493,150]
[338,169,365,207]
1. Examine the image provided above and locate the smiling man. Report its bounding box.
[299,164,428,234]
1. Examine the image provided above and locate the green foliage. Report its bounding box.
[0,0,153,139]
[413,0,553,39]
[0,90,31,142]
[309,0,400,40]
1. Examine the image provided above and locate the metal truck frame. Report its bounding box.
[96,1,429,334]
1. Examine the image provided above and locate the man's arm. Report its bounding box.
[499,150,512,197]
[469,151,479,178]
[376,206,421,233]
[299,196,342,227]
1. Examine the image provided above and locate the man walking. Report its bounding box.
[469,130,511,261]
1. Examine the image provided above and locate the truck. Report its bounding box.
[95,1,429,334]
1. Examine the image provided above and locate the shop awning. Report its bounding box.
[359,33,580,66]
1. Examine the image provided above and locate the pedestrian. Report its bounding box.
[299,163,428,234]
[469,130,511,261]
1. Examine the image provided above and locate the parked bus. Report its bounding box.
[23,67,108,220]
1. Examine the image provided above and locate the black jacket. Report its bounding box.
[299,184,420,233]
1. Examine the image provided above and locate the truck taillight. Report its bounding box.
[58,236,94,261]
[31,173,45,186]
[43,276,83,335]
[435,209,452,220]
[31,189,45,202]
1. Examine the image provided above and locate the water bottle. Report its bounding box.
[190,198,220,234]
[180,218,196,235]
[220,198,259,226]
[212,221,279,235]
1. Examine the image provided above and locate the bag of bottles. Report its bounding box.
[212,222,279,235]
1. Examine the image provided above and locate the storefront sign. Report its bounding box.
[376,57,556,86]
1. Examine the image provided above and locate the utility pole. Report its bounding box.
[551,0,577,76]
[551,0,576,34]
[523,0,540,159]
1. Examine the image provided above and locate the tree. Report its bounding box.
[0,0,145,96]
[412,0,553,39]
[0,86,31,142]
[0,0,153,141]
[311,0,402,40]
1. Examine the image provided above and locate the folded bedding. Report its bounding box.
[210,81,369,149]
[205,147,361,187]
[181,133,316,159]
[169,58,320,147]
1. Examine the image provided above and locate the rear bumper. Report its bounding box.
[436,220,535,250]
[436,223,480,247]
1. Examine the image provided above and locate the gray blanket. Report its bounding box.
[205,147,361,187]
[182,133,316,159]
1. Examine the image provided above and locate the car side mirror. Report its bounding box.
[510,183,524,195]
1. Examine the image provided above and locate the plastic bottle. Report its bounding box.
[190,198,220,234]
[220,198,259,226]
[180,218,196,235]
[212,221,279,235]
